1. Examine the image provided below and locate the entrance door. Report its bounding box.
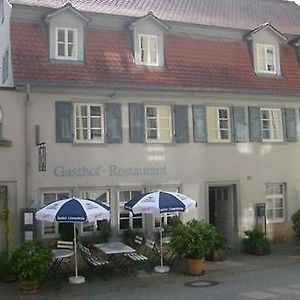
[209,185,236,249]
[0,186,8,253]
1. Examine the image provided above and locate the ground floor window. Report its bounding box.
[42,191,70,238]
[266,183,286,222]
[118,189,144,231]
[79,190,110,234]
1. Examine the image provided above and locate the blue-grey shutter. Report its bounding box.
[233,106,248,142]
[174,105,189,143]
[193,105,207,142]
[106,103,122,143]
[249,107,262,142]
[55,101,74,143]
[285,108,297,142]
[129,103,145,143]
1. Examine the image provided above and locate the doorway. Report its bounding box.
[209,185,238,249]
[0,186,8,253]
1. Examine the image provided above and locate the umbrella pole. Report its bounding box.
[74,223,78,278]
[68,223,85,284]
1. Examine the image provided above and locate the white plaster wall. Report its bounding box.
[0,0,13,87]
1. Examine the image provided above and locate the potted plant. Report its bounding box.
[206,231,227,262]
[0,252,16,282]
[11,240,52,294]
[170,219,217,275]
[242,229,271,255]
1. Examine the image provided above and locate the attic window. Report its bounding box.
[55,27,78,60]
[257,44,276,74]
[139,34,158,66]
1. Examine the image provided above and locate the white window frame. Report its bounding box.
[74,103,105,143]
[55,27,78,60]
[139,34,159,66]
[78,190,110,235]
[145,105,172,143]
[256,44,276,74]
[207,106,231,143]
[265,183,286,223]
[117,189,145,232]
[261,108,283,142]
[41,191,71,238]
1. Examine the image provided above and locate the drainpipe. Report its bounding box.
[25,83,30,207]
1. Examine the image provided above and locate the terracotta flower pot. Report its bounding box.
[185,257,205,275]
[19,280,39,295]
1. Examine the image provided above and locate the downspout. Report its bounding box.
[25,83,30,207]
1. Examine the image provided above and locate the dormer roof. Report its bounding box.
[44,2,90,24]
[129,12,170,31]
[245,22,287,42]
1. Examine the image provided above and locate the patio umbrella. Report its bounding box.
[124,190,197,273]
[36,197,110,284]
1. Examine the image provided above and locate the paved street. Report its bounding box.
[2,244,300,299]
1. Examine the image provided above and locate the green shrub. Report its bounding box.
[11,240,52,282]
[291,209,300,241]
[205,231,227,261]
[170,219,218,259]
[122,228,144,247]
[242,229,271,255]
[97,220,111,242]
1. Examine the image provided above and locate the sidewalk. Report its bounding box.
[1,243,300,299]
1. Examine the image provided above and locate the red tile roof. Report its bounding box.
[10,0,300,35]
[10,22,300,95]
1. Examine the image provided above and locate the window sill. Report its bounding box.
[50,59,84,65]
[0,140,12,147]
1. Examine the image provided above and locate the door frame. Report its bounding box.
[205,181,241,249]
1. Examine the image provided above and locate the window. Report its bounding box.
[266,183,285,222]
[139,34,158,66]
[145,105,172,143]
[42,191,70,237]
[0,107,2,140]
[207,107,231,142]
[118,190,143,231]
[2,49,8,83]
[75,104,105,142]
[261,108,283,142]
[55,28,78,60]
[257,44,276,74]
[79,190,110,234]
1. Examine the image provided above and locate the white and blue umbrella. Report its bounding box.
[36,197,110,284]
[124,190,197,273]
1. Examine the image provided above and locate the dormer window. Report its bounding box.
[139,34,158,66]
[257,44,276,74]
[56,27,78,60]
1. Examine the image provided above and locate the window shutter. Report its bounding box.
[248,107,262,142]
[106,103,122,143]
[129,103,145,143]
[233,106,248,142]
[193,105,207,142]
[174,105,189,143]
[284,108,297,142]
[55,101,74,143]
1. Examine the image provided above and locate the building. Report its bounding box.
[1,0,300,251]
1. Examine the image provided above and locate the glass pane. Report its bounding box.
[275,198,283,208]
[147,119,157,129]
[120,218,129,230]
[57,192,69,200]
[120,212,130,218]
[57,29,65,43]
[68,30,74,43]
[219,120,228,129]
[219,109,228,119]
[77,129,88,140]
[146,107,156,117]
[76,105,87,116]
[57,43,65,57]
[76,117,87,128]
[261,110,269,119]
[68,44,74,57]
[119,191,131,202]
[44,193,56,204]
[262,120,270,129]
[220,130,229,140]
[262,130,270,139]
[91,106,101,116]
[275,209,283,218]
[147,129,157,139]
[133,217,142,229]
[95,192,108,204]
[91,129,101,139]
[91,118,101,128]
[267,209,273,218]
